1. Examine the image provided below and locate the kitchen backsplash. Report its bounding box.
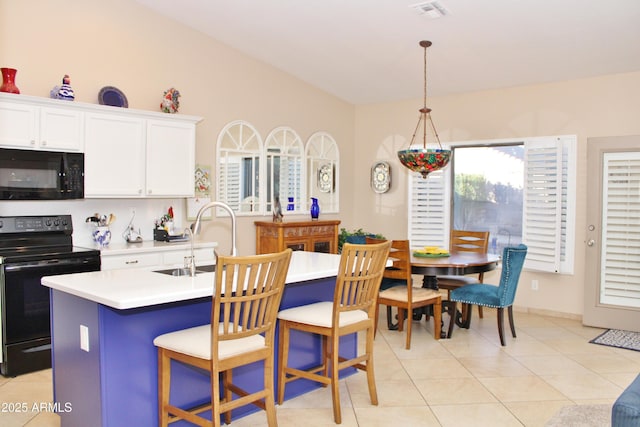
[0,198,186,248]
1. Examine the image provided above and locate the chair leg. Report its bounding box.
[386,305,398,330]
[458,303,473,329]
[497,307,506,346]
[322,335,329,384]
[478,273,485,319]
[277,321,289,404]
[461,303,469,324]
[330,333,342,424]
[212,367,222,427]
[365,324,378,406]
[158,349,170,427]
[508,305,517,338]
[397,308,405,332]
[405,305,412,350]
[264,353,278,427]
[222,370,232,425]
[447,301,456,339]
[374,303,379,337]
[432,300,442,340]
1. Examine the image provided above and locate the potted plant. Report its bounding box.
[337,228,385,253]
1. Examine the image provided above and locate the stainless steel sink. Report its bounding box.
[196,264,216,272]
[154,264,216,276]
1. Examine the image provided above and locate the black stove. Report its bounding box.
[0,215,98,257]
[0,215,101,376]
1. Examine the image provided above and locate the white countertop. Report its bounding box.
[42,251,341,310]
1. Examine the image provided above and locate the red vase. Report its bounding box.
[0,68,20,94]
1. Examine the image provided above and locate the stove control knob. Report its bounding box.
[45,219,53,227]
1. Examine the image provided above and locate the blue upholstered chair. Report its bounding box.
[447,244,527,346]
[613,373,640,426]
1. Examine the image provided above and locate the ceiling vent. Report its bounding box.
[410,1,450,19]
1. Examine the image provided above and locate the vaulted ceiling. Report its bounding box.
[134,0,640,105]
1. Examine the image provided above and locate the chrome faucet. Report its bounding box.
[183,226,196,277]
[191,201,237,256]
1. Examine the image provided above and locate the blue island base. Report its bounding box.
[51,276,356,426]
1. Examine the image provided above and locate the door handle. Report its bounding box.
[587,239,595,246]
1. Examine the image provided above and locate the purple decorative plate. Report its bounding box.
[98,86,128,108]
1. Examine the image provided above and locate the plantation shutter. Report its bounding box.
[287,157,302,211]
[218,158,241,211]
[522,139,563,272]
[265,127,304,213]
[522,136,576,273]
[600,152,640,308]
[408,169,450,250]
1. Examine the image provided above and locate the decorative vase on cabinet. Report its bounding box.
[0,68,20,94]
[310,197,320,220]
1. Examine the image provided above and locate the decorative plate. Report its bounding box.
[98,86,128,108]
[317,163,333,193]
[371,161,391,193]
[413,252,450,258]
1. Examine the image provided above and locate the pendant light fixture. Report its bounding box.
[397,40,451,178]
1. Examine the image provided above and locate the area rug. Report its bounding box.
[545,404,611,427]
[590,329,640,352]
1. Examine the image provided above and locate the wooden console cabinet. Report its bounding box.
[255,220,341,254]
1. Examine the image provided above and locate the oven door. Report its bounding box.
[0,255,100,376]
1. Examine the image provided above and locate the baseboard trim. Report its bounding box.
[514,306,582,321]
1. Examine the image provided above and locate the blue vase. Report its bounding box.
[310,198,320,220]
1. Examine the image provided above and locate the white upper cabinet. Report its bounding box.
[145,120,196,197]
[84,113,200,198]
[84,112,146,197]
[0,93,202,198]
[0,94,84,151]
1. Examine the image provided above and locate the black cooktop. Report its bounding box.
[0,215,100,263]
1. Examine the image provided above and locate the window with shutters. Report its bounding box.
[600,152,640,307]
[408,135,576,274]
[216,120,263,215]
[306,132,339,213]
[265,127,304,213]
[408,169,450,249]
[217,121,339,217]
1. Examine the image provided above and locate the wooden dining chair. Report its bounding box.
[447,244,527,346]
[366,237,441,349]
[365,236,402,330]
[277,241,390,424]
[437,229,490,319]
[153,248,292,427]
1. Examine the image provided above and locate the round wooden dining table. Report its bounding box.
[410,252,501,337]
[410,252,500,286]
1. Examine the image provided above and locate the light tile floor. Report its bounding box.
[1,309,638,426]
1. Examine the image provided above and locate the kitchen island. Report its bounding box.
[42,251,354,427]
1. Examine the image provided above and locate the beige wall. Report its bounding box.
[354,71,640,316]
[3,0,640,317]
[0,0,354,254]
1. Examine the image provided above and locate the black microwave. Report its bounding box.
[0,148,84,200]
